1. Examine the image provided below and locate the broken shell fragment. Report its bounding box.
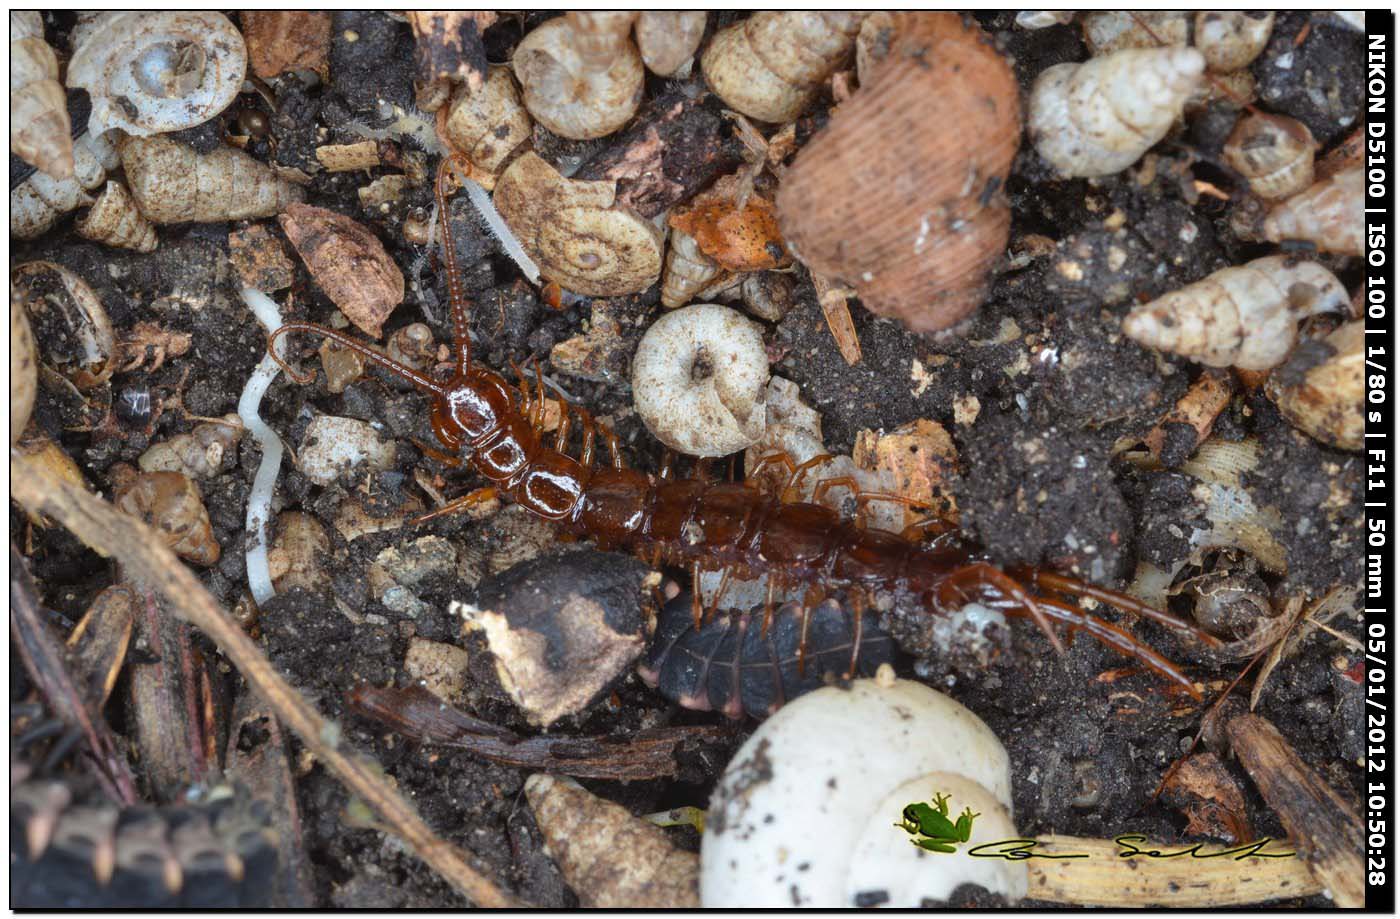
[67,11,246,137]
[10,11,72,181]
[295,415,396,487]
[455,551,656,727]
[632,303,769,457]
[138,416,243,480]
[113,471,220,566]
[11,131,121,240]
[267,511,332,594]
[1194,11,1274,73]
[438,65,531,183]
[122,136,305,224]
[527,773,699,907]
[513,14,643,140]
[635,11,707,78]
[76,181,159,253]
[1122,255,1350,371]
[279,203,405,339]
[1266,320,1364,451]
[12,294,38,444]
[493,152,663,296]
[701,673,1024,907]
[1223,112,1316,201]
[777,12,1020,332]
[701,12,865,124]
[1029,46,1204,178]
[12,260,116,391]
[1262,165,1364,257]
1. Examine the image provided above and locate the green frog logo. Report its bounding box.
[894,791,979,854]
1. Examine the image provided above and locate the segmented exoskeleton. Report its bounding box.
[267,157,1220,698]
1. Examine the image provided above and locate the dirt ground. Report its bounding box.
[12,11,1364,908]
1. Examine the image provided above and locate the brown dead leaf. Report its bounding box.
[1158,751,1253,842]
[229,223,296,294]
[241,12,331,80]
[279,203,404,339]
[669,195,788,271]
[853,418,959,526]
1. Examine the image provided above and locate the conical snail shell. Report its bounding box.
[1262,166,1364,256]
[777,13,1020,333]
[122,136,304,224]
[661,228,723,309]
[1029,46,1204,178]
[10,130,119,240]
[701,12,865,124]
[1224,112,1316,201]
[67,11,246,138]
[10,11,73,181]
[1122,255,1350,371]
[76,181,159,253]
[1266,319,1363,452]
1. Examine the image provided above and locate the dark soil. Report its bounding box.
[12,11,1363,909]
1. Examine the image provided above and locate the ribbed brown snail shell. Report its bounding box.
[776,13,1020,333]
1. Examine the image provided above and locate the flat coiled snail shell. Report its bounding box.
[493,151,663,296]
[701,12,865,124]
[1029,46,1204,178]
[76,181,159,253]
[67,11,246,137]
[122,136,304,224]
[777,13,1020,333]
[512,14,643,140]
[1262,165,1364,256]
[1223,112,1316,201]
[10,11,72,181]
[1122,255,1350,371]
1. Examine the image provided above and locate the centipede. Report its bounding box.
[267,156,1222,699]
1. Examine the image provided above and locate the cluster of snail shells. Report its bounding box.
[702,11,865,124]
[493,152,662,296]
[11,11,72,181]
[778,13,1020,333]
[512,13,643,140]
[1122,255,1350,371]
[439,66,532,185]
[123,136,305,224]
[67,11,246,138]
[1029,45,1204,178]
[11,131,121,240]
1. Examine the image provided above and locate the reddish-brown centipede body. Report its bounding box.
[267,157,1221,699]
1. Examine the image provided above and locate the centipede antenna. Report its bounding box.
[435,156,475,376]
[1013,567,1225,649]
[268,323,447,396]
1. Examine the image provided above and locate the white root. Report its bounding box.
[238,287,290,606]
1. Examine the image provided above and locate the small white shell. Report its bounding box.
[1194,11,1274,73]
[701,12,865,124]
[635,11,707,78]
[76,181,159,253]
[1223,113,1316,201]
[660,228,723,309]
[513,15,643,140]
[10,11,72,181]
[439,65,531,183]
[295,415,396,487]
[1081,11,1189,56]
[700,674,1024,907]
[632,303,768,457]
[67,11,246,137]
[10,130,120,240]
[1262,165,1364,256]
[123,135,305,224]
[1028,46,1204,178]
[1122,255,1350,371]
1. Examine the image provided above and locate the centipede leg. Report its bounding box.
[847,589,866,679]
[552,406,573,454]
[691,560,705,630]
[410,486,499,525]
[600,424,624,470]
[937,563,1067,656]
[762,576,779,637]
[659,449,676,480]
[413,438,463,468]
[1010,567,1224,649]
[999,596,1202,700]
[707,566,734,625]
